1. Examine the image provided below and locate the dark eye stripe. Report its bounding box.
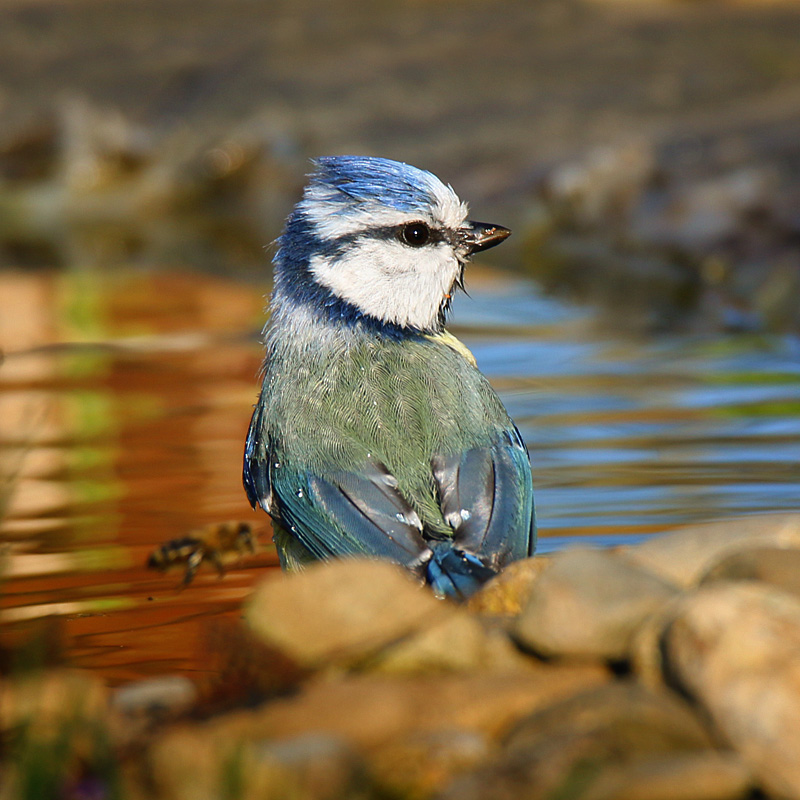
[371,223,448,245]
[312,222,450,262]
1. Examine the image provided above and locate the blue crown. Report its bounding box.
[309,156,441,215]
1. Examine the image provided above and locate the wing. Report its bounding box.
[432,428,536,567]
[243,399,272,513]
[245,396,535,576]
[270,458,432,572]
[244,400,430,572]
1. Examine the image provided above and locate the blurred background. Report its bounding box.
[1,0,799,682]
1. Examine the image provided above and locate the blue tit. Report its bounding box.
[244,156,535,599]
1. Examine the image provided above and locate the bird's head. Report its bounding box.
[273,156,510,335]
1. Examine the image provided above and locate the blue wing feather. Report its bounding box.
[243,400,271,513]
[432,430,536,566]
[270,460,431,571]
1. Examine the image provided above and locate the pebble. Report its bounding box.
[369,728,490,799]
[244,558,450,668]
[1,668,109,734]
[369,610,533,674]
[150,668,609,755]
[441,682,716,800]
[577,752,753,800]
[699,546,800,597]
[465,556,551,617]
[662,582,800,799]
[149,728,369,800]
[621,513,800,588]
[15,512,800,800]
[513,547,678,661]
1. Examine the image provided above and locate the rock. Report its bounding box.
[368,611,489,674]
[251,734,371,800]
[465,557,551,617]
[370,728,490,799]
[577,752,753,800]
[146,730,220,800]
[369,611,532,674]
[661,582,800,799]
[244,559,450,668]
[503,682,713,755]
[148,668,609,758]
[149,728,370,800]
[699,546,800,597]
[629,596,688,690]
[271,670,609,747]
[441,682,716,800]
[0,668,109,736]
[621,513,800,588]
[513,548,679,661]
[110,675,199,746]
[369,609,540,675]
[112,675,198,720]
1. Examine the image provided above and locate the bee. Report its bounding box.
[147,521,257,585]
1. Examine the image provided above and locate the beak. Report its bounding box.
[458,221,511,256]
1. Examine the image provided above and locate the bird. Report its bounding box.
[243,156,535,598]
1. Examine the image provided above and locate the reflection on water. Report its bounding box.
[1,267,799,682]
[0,270,277,683]
[454,287,800,550]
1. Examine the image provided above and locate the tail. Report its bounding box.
[425,543,497,600]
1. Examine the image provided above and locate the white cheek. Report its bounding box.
[309,241,460,330]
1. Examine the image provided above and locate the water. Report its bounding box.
[455,284,800,548]
[1,267,799,682]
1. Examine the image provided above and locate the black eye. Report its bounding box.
[400,222,431,247]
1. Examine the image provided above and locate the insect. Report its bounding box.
[147,521,257,585]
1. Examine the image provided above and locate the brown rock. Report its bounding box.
[147,731,219,800]
[621,513,800,588]
[368,611,489,674]
[513,547,678,661]
[244,558,450,668]
[369,611,534,674]
[629,595,687,690]
[441,682,717,800]
[579,752,753,800]
[0,668,109,736]
[465,556,551,617]
[370,728,490,799]
[149,728,370,800]
[503,681,713,755]
[367,611,528,674]
[148,668,609,760]
[700,546,800,597]
[261,669,610,747]
[250,734,371,800]
[662,582,800,799]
